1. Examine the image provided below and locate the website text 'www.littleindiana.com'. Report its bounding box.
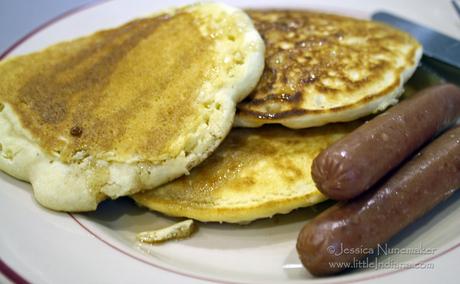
[329,257,435,270]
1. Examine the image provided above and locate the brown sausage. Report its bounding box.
[312,84,460,200]
[297,125,460,276]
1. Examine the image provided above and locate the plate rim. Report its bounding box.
[0,1,459,283]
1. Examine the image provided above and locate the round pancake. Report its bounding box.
[132,122,360,223]
[0,3,265,211]
[235,10,422,129]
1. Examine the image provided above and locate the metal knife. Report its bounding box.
[372,11,460,70]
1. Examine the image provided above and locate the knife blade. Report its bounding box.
[372,11,460,70]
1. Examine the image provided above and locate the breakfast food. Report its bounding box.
[0,3,265,211]
[236,10,422,129]
[1,0,456,279]
[297,125,460,276]
[312,84,460,200]
[137,219,197,244]
[132,123,359,223]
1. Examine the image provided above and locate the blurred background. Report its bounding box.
[0,0,459,54]
[0,0,92,52]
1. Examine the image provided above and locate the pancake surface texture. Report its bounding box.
[236,10,422,128]
[132,123,359,223]
[0,3,265,211]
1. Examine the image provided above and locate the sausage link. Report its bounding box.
[312,84,460,200]
[297,125,460,276]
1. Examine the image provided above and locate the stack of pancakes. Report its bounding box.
[0,4,421,223]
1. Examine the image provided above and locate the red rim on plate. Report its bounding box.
[0,1,459,283]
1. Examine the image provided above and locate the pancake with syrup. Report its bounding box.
[131,64,441,224]
[235,10,422,128]
[132,122,360,223]
[0,3,265,211]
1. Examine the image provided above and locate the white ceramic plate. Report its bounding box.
[1,1,459,283]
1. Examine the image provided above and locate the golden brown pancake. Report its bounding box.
[235,10,422,128]
[132,122,360,223]
[3,13,213,163]
[131,66,441,224]
[0,3,265,211]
